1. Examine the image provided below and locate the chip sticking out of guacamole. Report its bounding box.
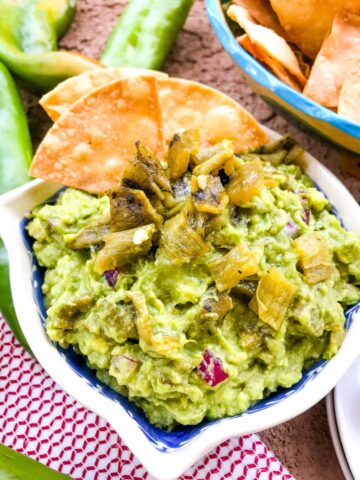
[27,133,360,430]
[31,75,267,194]
[30,76,165,193]
[40,67,169,122]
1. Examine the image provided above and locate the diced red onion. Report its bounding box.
[282,221,299,237]
[303,207,310,225]
[198,350,229,387]
[104,269,119,287]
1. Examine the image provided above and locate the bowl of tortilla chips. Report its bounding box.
[206,0,360,154]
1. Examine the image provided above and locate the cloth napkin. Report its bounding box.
[0,316,293,480]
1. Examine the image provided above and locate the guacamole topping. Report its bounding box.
[28,134,360,430]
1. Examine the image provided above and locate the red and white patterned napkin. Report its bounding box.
[0,316,294,480]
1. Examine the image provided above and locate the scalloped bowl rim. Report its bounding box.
[205,0,360,139]
[0,127,359,480]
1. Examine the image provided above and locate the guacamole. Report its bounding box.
[27,134,360,430]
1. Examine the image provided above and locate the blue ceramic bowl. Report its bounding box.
[206,0,360,154]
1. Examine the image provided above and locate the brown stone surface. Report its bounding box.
[22,0,357,478]
[261,401,344,480]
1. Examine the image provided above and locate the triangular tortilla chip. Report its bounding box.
[30,76,164,193]
[269,0,360,59]
[304,10,360,108]
[156,77,267,151]
[40,71,267,152]
[238,34,303,91]
[40,67,168,121]
[232,0,289,39]
[338,64,360,123]
[228,5,306,89]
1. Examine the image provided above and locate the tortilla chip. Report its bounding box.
[41,73,267,153]
[303,11,360,108]
[338,64,360,123]
[156,77,267,151]
[269,0,360,59]
[232,0,289,39]
[30,77,164,193]
[40,67,168,121]
[238,34,303,91]
[228,5,306,89]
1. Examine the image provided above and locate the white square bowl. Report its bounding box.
[0,127,359,480]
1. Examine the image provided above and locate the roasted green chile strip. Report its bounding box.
[0,61,32,352]
[0,444,70,480]
[101,0,194,69]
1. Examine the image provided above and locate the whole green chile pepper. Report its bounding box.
[0,0,76,55]
[101,0,194,69]
[0,61,32,352]
[0,62,32,194]
[0,0,98,93]
[0,242,31,352]
[0,444,70,480]
[0,42,100,92]
[37,0,77,40]
[21,5,57,54]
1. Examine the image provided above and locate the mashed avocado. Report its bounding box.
[27,135,360,429]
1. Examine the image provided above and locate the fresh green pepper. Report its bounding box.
[0,0,98,92]
[36,0,77,40]
[0,43,100,92]
[0,0,76,55]
[0,242,31,352]
[0,62,32,194]
[0,444,70,480]
[101,0,194,69]
[0,62,32,352]
[20,0,77,54]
